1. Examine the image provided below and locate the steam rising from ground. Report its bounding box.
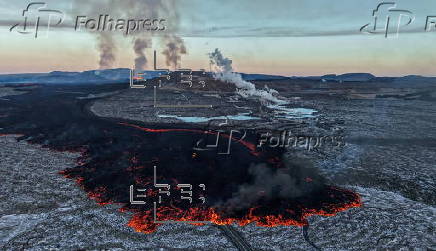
[209,48,233,72]
[72,0,120,69]
[97,33,117,69]
[209,48,282,104]
[72,0,187,70]
[133,38,150,70]
[162,35,187,69]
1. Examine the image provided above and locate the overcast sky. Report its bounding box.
[1,0,436,76]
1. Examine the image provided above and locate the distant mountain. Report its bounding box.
[239,73,289,81]
[0,68,190,85]
[391,75,436,87]
[321,73,376,82]
[398,75,436,81]
[0,69,290,84]
[0,69,435,85]
[0,68,131,84]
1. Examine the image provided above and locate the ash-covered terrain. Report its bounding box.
[0,76,435,250]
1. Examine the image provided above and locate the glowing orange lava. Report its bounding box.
[125,190,362,234]
[59,123,362,234]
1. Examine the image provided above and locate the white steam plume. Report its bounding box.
[209,48,282,104]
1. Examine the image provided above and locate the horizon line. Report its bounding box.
[1,69,436,78]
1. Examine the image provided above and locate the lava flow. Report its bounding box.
[0,84,362,234]
[61,122,361,234]
[125,185,361,234]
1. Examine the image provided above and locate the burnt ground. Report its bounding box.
[0,80,435,250]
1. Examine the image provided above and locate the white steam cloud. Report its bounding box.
[209,48,282,104]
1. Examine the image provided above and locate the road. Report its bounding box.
[218,225,254,251]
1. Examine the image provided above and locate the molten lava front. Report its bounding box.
[125,186,361,234]
[61,123,362,234]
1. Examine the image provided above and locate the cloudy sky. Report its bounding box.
[1,0,436,76]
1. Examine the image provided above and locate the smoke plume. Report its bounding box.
[209,48,282,104]
[222,157,325,210]
[72,0,186,70]
[209,48,233,72]
[133,38,150,71]
[97,33,116,69]
[162,35,187,69]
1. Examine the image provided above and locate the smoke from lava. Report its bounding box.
[222,157,326,211]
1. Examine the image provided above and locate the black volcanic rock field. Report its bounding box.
[0,79,435,250]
